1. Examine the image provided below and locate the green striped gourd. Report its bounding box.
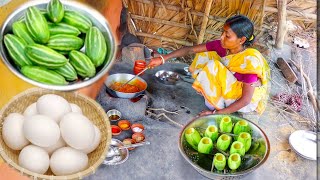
[47,0,64,23]
[21,66,67,85]
[197,137,213,154]
[25,44,67,69]
[213,153,226,171]
[48,22,81,36]
[62,10,92,33]
[47,34,83,51]
[185,128,202,151]
[228,153,241,170]
[69,50,96,78]
[12,21,35,45]
[229,141,245,156]
[219,116,233,133]
[54,62,78,81]
[4,34,32,67]
[233,120,250,135]
[85,26,107,67]
[25,7,50,44]
[216,134,232,151]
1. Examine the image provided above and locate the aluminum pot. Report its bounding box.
[104,73,147,99]
[178,114,270,180]
[0,0,116,91]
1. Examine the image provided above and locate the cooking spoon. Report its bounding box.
[107,141,151,158]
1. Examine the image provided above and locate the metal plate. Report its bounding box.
[155,70,180,85]
[178,114,270,180]
[289,130,316,161]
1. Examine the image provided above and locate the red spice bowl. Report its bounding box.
[131,123,145,133]
[132,132,145,143]
[111,125,122,136]
[118,120,131,130]
[123,138,136,150]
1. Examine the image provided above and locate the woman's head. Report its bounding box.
[220,15,255,50]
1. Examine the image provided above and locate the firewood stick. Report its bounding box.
[289,60,318,112]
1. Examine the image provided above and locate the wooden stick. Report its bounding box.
[275,0,287,49]
[135,32,193,46]
[264,6,317,20]
[197,0,213,44]
[289,60,318,112]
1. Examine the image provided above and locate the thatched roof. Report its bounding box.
[123,0,316,49]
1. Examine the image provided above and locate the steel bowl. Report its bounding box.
[155,70,181,85]
[178,114,270,180]
[0,0,116,91]
[104,73,147,99]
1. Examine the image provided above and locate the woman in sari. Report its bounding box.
[148,15,270,116]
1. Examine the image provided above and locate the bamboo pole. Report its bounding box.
[265,6,316,20]
[197,0,213,44]
[275,0,287,49]
[135,32,193,46]
[133,0,226,22]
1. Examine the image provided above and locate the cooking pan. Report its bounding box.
[104,73,147,98]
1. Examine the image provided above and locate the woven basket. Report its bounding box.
[0,88,111,179]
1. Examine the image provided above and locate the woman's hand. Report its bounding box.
[148,56,164,68]
[198,110,216,116]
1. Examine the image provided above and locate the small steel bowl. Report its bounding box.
[179,114,270,180]
[104,73,147,99]
[155,70,180,85]
[103,138,129,165]
[0,0,116,91]
[106,109,121,122]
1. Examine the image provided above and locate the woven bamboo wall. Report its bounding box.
[265,0,316,30]
[123,0,316,49]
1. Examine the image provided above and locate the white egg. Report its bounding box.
[23,103,38,117]
[23,115,60,147]
[37,94,71,123]
[81,125,101,154]
[60,112,95,150]
[70,103,82,114]
[43,136,66,155]
[19,145,49,174]
[50,147,88,176]
[2,113,29,150]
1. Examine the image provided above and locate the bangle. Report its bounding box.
[159,55,165,64]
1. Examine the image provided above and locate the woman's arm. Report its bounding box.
[216,83,255,114]
[148,44,207,67]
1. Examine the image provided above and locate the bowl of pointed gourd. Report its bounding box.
[178,114,270,179]
[0,0,116,91]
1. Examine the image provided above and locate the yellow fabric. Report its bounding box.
[191,48,270,114]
